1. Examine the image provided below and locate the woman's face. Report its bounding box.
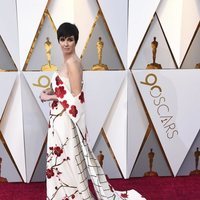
[59,35,76,55]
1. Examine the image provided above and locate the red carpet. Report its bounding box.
[0,176,200,200]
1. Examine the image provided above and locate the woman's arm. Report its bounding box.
[67,61,83,97]
[40,91,57,102]
[40,83,56,102]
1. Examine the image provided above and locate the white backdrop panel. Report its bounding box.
[131,129,171,177]
[48,0,74,28]
[0,73,26,181]
[74,0,98,57]
[0,72,17,119]
[127,71,149,177]
[157,0,200,67]
[93,132,122,178]
[180,0,200,66]
[131,15,176,69]
[97,0,128,67]
[0,37,17,70]
[133,69,200,175]
[156,0,183,67]
[177,130,200,176]
[0,141,22,182]
[31,143,47,182]
[83,71,126,148]
[25,16,63,71]
[103,77,127,178]
[17,0,48,69]
[23,72,53,121]
[81,14,123,70]
[0,0,19,67]
[128,0,160,68]
[181,26,200,69]
[21,74,48,182]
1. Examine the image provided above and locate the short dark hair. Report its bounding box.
[57,22,79,44]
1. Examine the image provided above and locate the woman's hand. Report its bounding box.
[40,91,50,102]
[43,88,54,95]
[40,89,58,102]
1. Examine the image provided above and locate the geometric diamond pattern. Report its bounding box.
[0,0,200,182]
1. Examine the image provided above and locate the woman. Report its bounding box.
[40,22,145,200]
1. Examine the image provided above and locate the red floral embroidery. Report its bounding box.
[121,193,128,198]
[49,146,53,150]
[79,92,85,103]
[55,86,66,98]
[51,100,58,109]
[69,105,78,117]
[55,76,63,85]
[46,168,54,179]
[71,194,75,199]
[66,157,70,160]
[60,100,69,109]
[53,146,63,157]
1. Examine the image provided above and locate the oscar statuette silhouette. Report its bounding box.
[41,37,57,71]
[146,37,162,69]
[0,157,8,183]
[190,147,200,175]
[97,151,104,167]
[92,37,108,70]
[144,148,158,177]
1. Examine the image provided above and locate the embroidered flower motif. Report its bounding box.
[55,86,66,98]
[49,146,53,150]
[69,105,78,117]
[79,92,85,103]
[46,168,54,179]
[71,194,75,199]
[63,157,70,161]
[55,76,63,85]
[57,170,62,175]
[63,194,69,200]
[121,193,128,198]
[51,100,58,109]
[61,100,69,109]
[53,146,63,157]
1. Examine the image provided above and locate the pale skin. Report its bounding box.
[40,36,83,102]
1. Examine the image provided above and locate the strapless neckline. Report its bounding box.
[56,71,69,80]
[56,71,84,85]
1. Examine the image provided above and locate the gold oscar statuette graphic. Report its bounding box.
[0,157,8,183]
[195,60,200,68]
[144,148,158,177]
[97,150,104,167]
[41,37,57,71]
[190,147,200,175]
[146,37,162,69]
[195,64,200,68]
[91,37,109,70]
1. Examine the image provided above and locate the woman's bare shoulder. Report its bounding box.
[67,56,82,72]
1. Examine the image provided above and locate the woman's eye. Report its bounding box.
[67,38,73,42]
[60,37,65,42]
